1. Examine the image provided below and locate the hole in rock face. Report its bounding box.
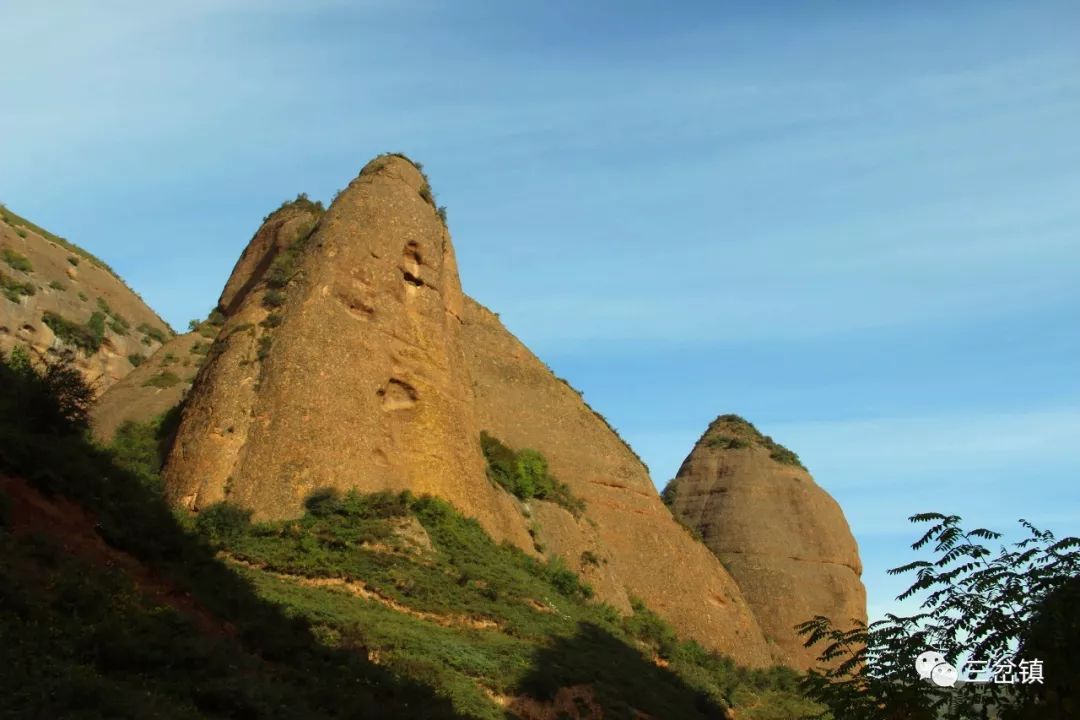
[401,241,425,289]
[379,378,418,411]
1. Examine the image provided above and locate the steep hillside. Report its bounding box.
[1,349,821,719]
[0,205,173,391]
[662,415,867,670]
[461,299,775,667]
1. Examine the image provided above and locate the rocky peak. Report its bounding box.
[664,414,867,669]
[162,156,531,548]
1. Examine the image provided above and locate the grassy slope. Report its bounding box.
[0,360,824,719]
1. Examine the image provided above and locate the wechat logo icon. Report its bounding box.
[915,650,958,687]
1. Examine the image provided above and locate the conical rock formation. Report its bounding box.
[163,157,531,548]
[663,415,867,669]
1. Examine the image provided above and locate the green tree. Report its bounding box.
[798,513,1080,720]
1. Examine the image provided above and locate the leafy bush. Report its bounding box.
[706,435,749,449]
[1,247,32,272]
[195,503,253,547]
[127,353,144,367]
[798,512,1080,720]
[480,432,586,516]
[108,409,182,489]
[67,255,79,266]
[137,323,168,344]
[41,311,104,354]
[0,270,35,301]
[48,280,66,291]
[262,288,285,308]
[96,297,129,335]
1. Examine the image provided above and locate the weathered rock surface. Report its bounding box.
[0,206,172,391]
[462,301,774,666]
[162,157,531,549]
[663,415,867,669]
[90,332,207,442]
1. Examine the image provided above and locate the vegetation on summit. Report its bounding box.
[704,414,805,468]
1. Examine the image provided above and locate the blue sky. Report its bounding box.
[2,0,1078,622]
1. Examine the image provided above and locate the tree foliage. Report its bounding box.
[0,346,94,435]
[798,512,1080,720]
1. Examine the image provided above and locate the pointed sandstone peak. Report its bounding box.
[664,414,867,669]
[163,156,531,549]
[462,300,775,667]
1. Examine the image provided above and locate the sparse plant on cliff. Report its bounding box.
[707,414,806,468]
[42,310,105,354]
[137,322,168,345]
[0,270,35,301]
[798,512,1080,720]
[1,247,33,273]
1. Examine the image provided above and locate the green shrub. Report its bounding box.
[108,410,181,489]
[480,432,586,516]
[137,323,168,344]
[96,298,129,335]
[67,256,79,266]
[0,271,35,301]
[48,280,66,291]
[195,503,252,547]
[77,291,87,301]
[257,336,272,361]
[705,435,749,449]
[41,311,104,354]
[127,353,144,367]
[142,371,181,389]
[2,247,33,273]
[262,288,284,308]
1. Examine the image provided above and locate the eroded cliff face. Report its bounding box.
[461,300,774,666]
[162,157,531,549]
[663,416,867,670]
[0,207,172,391]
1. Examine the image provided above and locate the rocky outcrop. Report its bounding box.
[0,206,172,391]
[663,415,867,669]
[162,157,531,549]
[462,301,773,666]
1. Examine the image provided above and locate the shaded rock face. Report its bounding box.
[0,207,172,391]
[663,416,867,669]
[163,157,531,549]
[462,301,773,667]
